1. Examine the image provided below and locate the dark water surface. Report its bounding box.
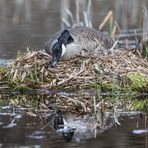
[0,109,147,148]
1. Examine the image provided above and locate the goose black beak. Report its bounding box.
[50,41,62,68]
[50,56,58,67]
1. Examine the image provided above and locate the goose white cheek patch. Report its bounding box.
[61,44,67,56]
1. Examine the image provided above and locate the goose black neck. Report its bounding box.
[58,29,74,46]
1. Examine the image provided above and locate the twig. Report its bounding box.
[59,95,87,112]
[99,11,113,30]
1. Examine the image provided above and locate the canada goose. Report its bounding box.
[44,27,118,67]
[53,113,76,142]
[52,112,116,142]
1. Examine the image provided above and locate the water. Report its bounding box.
[0,0,148,147]
[0,93,147,147]
[0,109,147,148]
[0,0,148,59]
[0,0,60,59]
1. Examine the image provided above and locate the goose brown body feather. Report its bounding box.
[44,27,118,61]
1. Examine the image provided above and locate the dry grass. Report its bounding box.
[0,48,147,114]
[5,48,147,90]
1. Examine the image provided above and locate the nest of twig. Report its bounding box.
[0,48,148,114]
[5,49,148,90]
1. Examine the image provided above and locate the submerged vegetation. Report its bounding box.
[130,96,148,112]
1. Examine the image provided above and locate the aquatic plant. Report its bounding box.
[130,96,148,112]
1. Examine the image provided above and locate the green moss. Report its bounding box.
[126,72,148,91]
[131,96,148,112]
[0,65,8,73]
[125,72,148,111]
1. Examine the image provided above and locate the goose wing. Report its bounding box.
[68,27,116,50]
[44,27,117,55]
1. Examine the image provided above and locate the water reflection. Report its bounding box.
[0,108,147,148]
[0,94,147,147]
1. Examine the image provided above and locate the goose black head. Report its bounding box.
[53,113,76,142]
[51,29,74,67]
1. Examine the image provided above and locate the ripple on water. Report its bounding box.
[133,129,148,134]
[27,131,46,140]
[3,123,17,128]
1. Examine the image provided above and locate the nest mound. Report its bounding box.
[0,48,148,114]
[6,49,148,90]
